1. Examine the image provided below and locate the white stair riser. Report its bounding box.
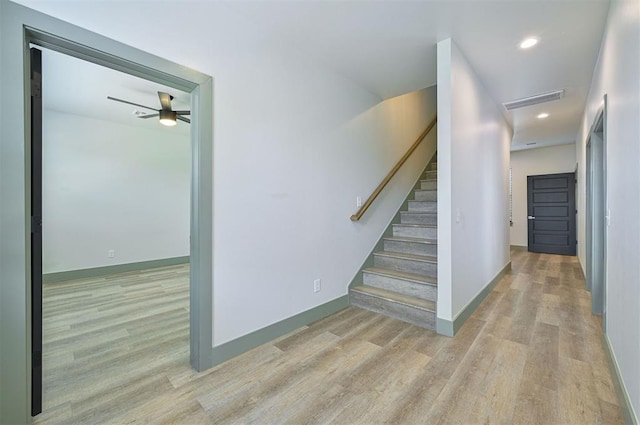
[350,291,435,330]
[425,171,437,180]
[408,201,437,212]
[363,272,437,301]
[420,180,437,190]
[400,212,437,225]
[374,254,437,277]
[430,163,438,171]
[393,225,437,239]
[414,190,437,201]
[384,239,437,256]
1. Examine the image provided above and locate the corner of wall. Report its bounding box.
[437,37,511,325]
[436,38,453,326]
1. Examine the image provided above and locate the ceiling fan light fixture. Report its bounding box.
[159,109,177,127]
[108,92,189,125]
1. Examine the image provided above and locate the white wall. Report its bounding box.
[510,144,576,247]
[13,1,438,346]
[576,0,640,419]
[437,38,512,324]
[42,109,190,274]
[214,86,437,344]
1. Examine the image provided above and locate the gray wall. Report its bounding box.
[575,0,640,420]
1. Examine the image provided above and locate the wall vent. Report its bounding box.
[503,90,565,110]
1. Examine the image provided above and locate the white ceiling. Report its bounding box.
[22,0,610,151]
[40,47,190,134]
[224,0,609,151]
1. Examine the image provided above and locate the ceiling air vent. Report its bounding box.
[503,89,565,111]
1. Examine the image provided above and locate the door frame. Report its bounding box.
[0,3,213,422]
[30,46,44,416]
[585,96,607,320]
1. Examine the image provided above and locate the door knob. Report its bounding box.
[527,216,535,219]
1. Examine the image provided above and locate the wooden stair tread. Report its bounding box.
[373,251,437,263]
[400,211,437,215]
[397,211,438,217]
[351,286,436,312]
[392,223,437,228]
[363,267,438,286]
[383,236,437,245]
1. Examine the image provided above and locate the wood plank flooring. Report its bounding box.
[35,251,624,424]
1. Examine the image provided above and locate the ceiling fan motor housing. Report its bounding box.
[159,109,177,126]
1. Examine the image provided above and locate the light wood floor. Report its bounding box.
[35,251,624,424]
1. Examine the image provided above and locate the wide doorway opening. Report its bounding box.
[32,45,193,421]
[26,27,213,420]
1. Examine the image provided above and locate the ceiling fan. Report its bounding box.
[107,91,190,126]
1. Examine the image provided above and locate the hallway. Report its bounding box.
[35,250,622,424]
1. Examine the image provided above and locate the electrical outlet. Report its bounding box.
[313,278,321,293]
[108,249,115,258]
[356,196,362,207]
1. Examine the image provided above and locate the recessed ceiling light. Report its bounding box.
[520,37,539,49]
[537,113,549,119]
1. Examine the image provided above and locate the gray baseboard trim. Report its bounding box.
[209,295,349,367]
[43,256,190,283]
[437,261,512,337]
[510,245,527,251]
[436,317,454,337]
[603,334,638,425]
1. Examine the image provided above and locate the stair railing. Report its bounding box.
[350,116,437,221]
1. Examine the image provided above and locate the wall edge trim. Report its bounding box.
[436,317,454,337]
[603,334,639,425]
[453,261,511,333]
[577,256,587,281]
[209,295,349,367]
[42,256,190,283]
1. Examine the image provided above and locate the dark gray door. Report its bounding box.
[527,173,576,255]
[30,47,43,416]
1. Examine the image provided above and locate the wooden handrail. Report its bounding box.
[350,116,437,221]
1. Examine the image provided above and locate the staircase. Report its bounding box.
[350,159,438,330]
